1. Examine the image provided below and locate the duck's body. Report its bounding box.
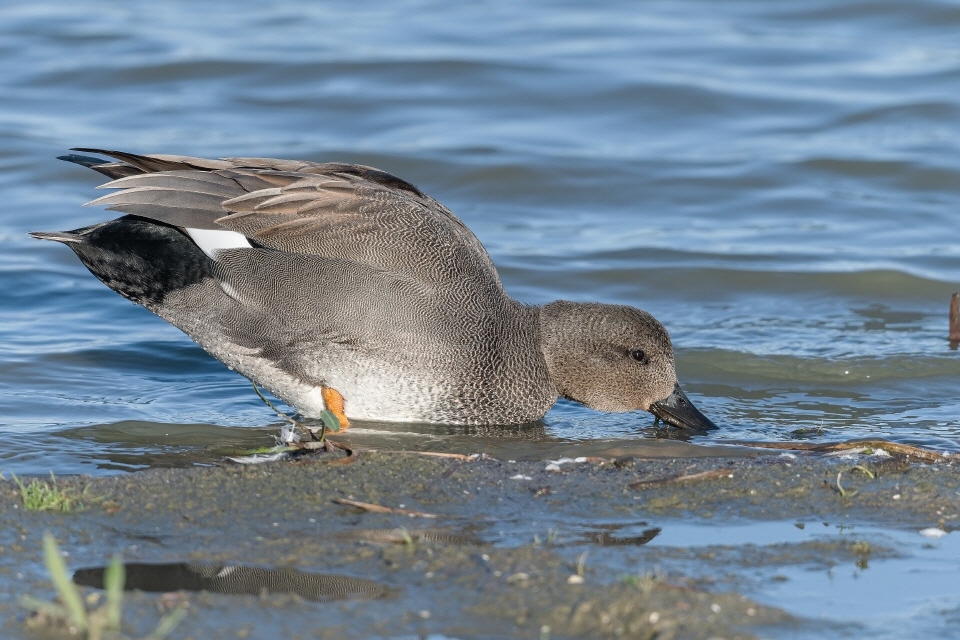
[34,149,716,430]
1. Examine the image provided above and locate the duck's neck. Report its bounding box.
[537,300,591,404]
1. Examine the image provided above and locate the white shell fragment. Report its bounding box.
[545,457,588,471]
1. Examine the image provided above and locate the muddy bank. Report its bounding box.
[2,448,957,638]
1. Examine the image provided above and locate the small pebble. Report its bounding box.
[919,528,947,539]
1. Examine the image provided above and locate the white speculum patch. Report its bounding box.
[184,228,251,259]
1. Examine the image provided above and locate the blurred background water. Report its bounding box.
[1,0,959,476]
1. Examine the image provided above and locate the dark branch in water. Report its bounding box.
[950,293,960,350]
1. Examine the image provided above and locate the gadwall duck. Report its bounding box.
[32,149,717,431]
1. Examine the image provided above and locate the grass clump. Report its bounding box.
[622,567,666,594]
[21,532,186,639]
[533,527,561,547]
[10,472,84,511]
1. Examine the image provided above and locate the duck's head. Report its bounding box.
[539,300,717,431]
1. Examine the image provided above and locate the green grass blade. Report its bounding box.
[145,605,187,640]
[104,553,125,629]
[11,472,78,511]
[42,532,87,632]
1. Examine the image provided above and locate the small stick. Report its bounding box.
[333,498,438,518]
[410,451,479,460]
[727,439,949,463]
[629,468,734,490]
[950,293,960,346]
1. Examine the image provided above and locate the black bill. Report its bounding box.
[649,383,718,431]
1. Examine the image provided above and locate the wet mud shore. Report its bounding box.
[2,446,957,639]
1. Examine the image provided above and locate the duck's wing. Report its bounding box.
[69,148,502,289]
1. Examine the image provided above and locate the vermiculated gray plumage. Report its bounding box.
[33,149,717,430]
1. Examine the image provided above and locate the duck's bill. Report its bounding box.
[649,383,718,431]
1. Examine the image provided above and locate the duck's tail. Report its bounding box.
[57,152,142,179]
[29,230,82,244]
[30,217,214,310]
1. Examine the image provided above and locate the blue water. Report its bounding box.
[2,2,960,636]
[2,1,959,474]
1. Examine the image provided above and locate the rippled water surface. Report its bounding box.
[2,1,959,475]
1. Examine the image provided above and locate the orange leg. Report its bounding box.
[321,386,351,431]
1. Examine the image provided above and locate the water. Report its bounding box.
[1,6,958,465]
[489,516,960,639]
[3,1,960,474]
[647,521,960,638]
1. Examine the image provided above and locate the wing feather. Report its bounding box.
[97,171,243,197]
[70,150,502,289]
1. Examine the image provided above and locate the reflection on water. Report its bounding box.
[74,563,388,602]
[480,516,960,637]
[582,524,663,547]
[6,416,764,476]
[645,521,960,640]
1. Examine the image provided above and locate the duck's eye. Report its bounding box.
[630,349,646,362]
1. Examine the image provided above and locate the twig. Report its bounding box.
[410,451,480,461]
[950,293,960,346]
[629,468,734,490]
[333,498,438,518]
[728,439,949,463]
